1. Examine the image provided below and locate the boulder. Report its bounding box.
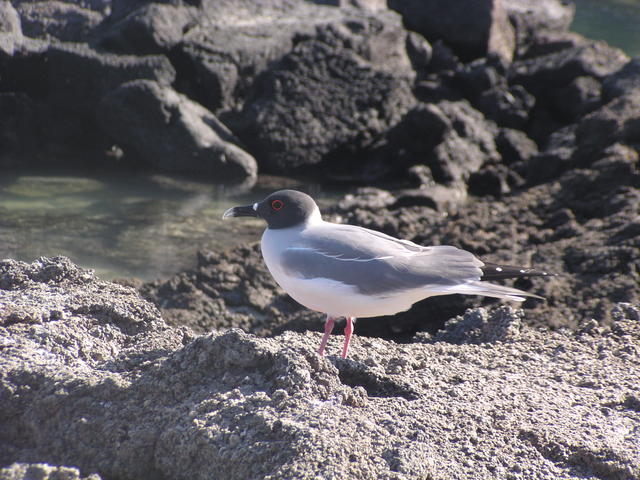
[510,41,629,99]
[98,80,257,183]
[574,92,640,161]
[97,3,197,54]
[0,40,175,163]
[388,0,515,63]
[234,16,415,174]
[173,0,413,113]
[504,0,575,56]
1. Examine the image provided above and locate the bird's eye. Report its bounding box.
[271,199,284,211]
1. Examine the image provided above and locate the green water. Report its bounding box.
[0,172,340,280]
[573,0,640,56]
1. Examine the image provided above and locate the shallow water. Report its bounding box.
[0,171,344,280]
[573,0,640,56]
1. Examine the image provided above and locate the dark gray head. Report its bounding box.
[222,189,320,229]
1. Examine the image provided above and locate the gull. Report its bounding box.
[223,190,552,358]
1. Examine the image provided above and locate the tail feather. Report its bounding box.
[481,262,555,281]
[444,280,544,302]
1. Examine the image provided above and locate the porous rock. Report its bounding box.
[234,11,416,174]
[2,257,640,479]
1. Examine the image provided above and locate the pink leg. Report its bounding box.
[341,317,355,359]
[318,315,335,356]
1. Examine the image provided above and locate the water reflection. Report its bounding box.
[0,171,341,280]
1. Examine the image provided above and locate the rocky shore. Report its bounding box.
[2,0,640,478]
[2,257,639,479]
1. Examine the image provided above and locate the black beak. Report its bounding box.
[222,204,258,219]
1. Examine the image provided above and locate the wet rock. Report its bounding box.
[97,79,257,183]
[3,257,640,479]
[16,1,103,42]
[388,0,515,63]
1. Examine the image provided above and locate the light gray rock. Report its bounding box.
[97,79,257,183]
[2,257,639,479]
[0,463,102,480]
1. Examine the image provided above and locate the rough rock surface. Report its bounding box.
[233,8,416,174]
[98,79,257,183]
[2,257,639,479]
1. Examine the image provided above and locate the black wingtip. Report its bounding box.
[480,262,557,281]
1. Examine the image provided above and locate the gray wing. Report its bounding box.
[280,223,483,296]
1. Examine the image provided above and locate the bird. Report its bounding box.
[223,189,553,359]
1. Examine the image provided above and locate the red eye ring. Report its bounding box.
[271,199,284,211]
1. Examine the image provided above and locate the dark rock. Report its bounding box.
[517,30,587,59]
[0,92,40,166]
[428,39,461,73]
[467,165,510,197]
[97,3,197,54]
[429,100,500,183]
[549,75,602,122]
[16,1,103,42]
[504,0,575,56]
[235,16,415,175]
[574,92,640,161]
[405,31,432,76]
[97,80,257,183]
[510,41,629,99]
[0,40,175,163]
[474,83,535,129]
[349,100,499,184]
[496,127,538,165]
[174,0,412,114]
[388,0,515,63]
[602,57,640,101]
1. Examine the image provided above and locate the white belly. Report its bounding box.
[260,228,429,318]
